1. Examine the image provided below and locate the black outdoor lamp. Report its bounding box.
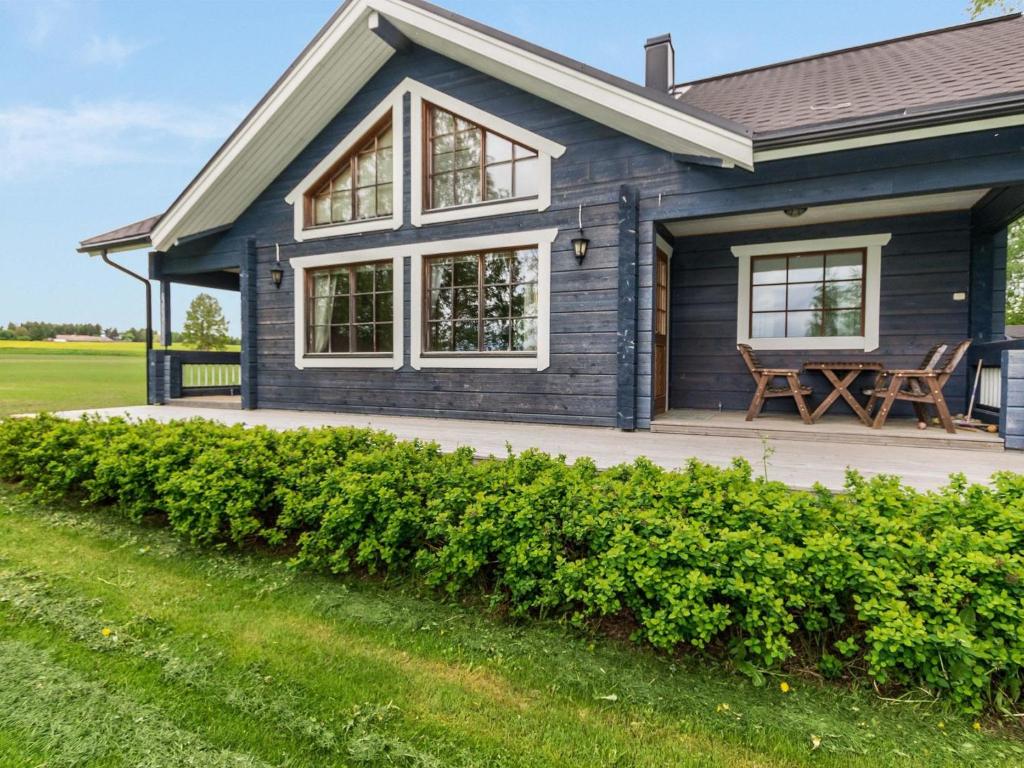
[571,204,590,265]
[270,243,284,288]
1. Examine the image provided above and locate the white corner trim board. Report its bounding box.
[284,84,405,242]
[732,233,891,352]
[290,251,405,370]
[406,79,565,228]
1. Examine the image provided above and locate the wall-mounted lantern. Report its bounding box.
[270,243,284,288]
[571,204,590,265]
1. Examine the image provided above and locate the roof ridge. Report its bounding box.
[674,12,1022,90]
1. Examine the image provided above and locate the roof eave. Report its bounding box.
[77,235,153,255]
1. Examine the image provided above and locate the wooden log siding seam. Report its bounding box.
[241,238,259,409]
[617,185,640,430]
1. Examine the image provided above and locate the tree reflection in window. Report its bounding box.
[309,120,393,226]
[306,261,393,354]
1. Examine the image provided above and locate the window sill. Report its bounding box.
[412,195,545,227]
[740,336,876,352]
[295,214,399,242]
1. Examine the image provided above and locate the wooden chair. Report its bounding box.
[737,344,813,424]
[869,340,972,434]
[864,343,947,419]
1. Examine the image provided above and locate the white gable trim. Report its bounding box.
[284,83,404,241]
[407,79,565,228]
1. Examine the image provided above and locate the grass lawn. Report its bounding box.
[1,487,1020,767]
[0,341,239,417]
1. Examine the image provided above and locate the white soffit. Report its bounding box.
[150,0,753,252]
[666,188,990,237]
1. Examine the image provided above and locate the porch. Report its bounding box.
[55,404,1024,491]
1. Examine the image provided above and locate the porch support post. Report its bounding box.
[240,237,258,410]
[1001,349,1024,450]
[616,185,640,430]
[159,279,172,348]
[969,227,1003,345]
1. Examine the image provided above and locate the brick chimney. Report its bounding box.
[644,34,675,91]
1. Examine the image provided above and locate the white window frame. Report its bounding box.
[289,250,404,370]
[410,228,558,370]
[731,233,890,352]
[284,84,405,242]
[407,80,566,228]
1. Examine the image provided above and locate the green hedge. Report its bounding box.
[1,414,1022,714]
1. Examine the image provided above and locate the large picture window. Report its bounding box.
[425,104,538,211]
[308,119,394,227]
[306,260,394,355]
[749,249,865,339]
[423,247,538,353]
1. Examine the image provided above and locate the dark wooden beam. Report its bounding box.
[616,185,640,431]
[159,280,172,347]
[972,185,1024,233]
[240,238,258,410]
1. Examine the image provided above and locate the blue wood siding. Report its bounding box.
[669,212,974,417]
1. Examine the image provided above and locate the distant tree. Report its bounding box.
[104,327,120,340]
[1005,219,1024,326]
[181,293,230,351]
[969,0,1021,16]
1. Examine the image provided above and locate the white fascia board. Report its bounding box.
[284,83,404,241]
[151,0,381,252]
[753,113,1024,163]
[732,233,890,353]
[372,0,753,169]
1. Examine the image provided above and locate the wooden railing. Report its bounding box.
[147,350,241,401]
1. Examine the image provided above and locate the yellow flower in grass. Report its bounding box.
[779,681,790,694]
[973,721,982,732]
[101,627,112,637]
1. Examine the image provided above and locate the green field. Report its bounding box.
[0,487,1020,768]
[0,341,240,417]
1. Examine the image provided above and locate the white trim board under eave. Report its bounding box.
[667,189,989,237]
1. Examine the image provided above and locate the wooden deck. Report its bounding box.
[166,395,242,411]
[653,409,1002,452]
[53,404,1023,492]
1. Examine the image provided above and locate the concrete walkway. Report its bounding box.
[56,405,1023,492]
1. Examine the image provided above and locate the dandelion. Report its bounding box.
[101,627,112,637]
[715,703,730,713]
[973,721,982,732]
[779,681,791,693]
[937,721,945,730]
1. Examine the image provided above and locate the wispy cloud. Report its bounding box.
[0,100,244,181]
[82,34,148,67]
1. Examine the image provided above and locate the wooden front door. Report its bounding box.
[653,249,669,415]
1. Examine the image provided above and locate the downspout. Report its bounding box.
[99,249,153,402]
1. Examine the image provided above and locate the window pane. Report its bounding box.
[429,259,453,289]
[514,144,537,159]
[455,128,480,153]
[788,254,824,283]
[331,190,352,222]
[376,323,393,352]
[787,282,823,311]
[356,152,375,186]
[331,298,348,325]
[354,324,375,352]
[823,280,862,310]
[311,297,333,325]
[376,184,393,216]
[483,319,510,351]
[513,249,538,283]
[431,173,455,209]
[377,125,393,149]
[452,255,478,286]
[310,326,330,353]
[355,294,374,323]
[355,264,375,293]
[751,312,785,338]
[511,283,538,317]
[453,320,478,351]
[513,157,538,198]
[330,325,350,353]
[427,321,452,351]
[751,284,786,312]
[511,318,537,351]
[432,149,455,173]
[825,251,863,280]
[787,311,823,338]
[751,257,786,285]
[452,287,479,319]
[375,292,392,319]
[333,166,352,191]
[454,169,481,206]
[823,309,862,337]
[486,163,513,200]
[453,148,480,171]
[376,263,393,291]
[486,133,513,163]
[429,290,453,321]
[431,108,454,136]
[377,147,393,182]
[314,194,331,225]
[333,271,350,295]
[356,187,377,219]
[312,273,332,297]
[484,252,511,284]
[485,285,511,318]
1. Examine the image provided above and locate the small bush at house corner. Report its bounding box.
[0,414,1022,716]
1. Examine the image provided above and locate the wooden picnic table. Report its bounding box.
[803,360,884,425]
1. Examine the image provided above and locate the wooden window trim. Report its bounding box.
[304,259,395,357]
[421,247,539,355]
[304,115,394,230]
[748,248,867,340]
[422,102,539,213]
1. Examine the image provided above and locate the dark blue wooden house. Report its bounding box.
[79,1,1024,446]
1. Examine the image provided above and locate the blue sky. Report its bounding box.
[0,0,997,336]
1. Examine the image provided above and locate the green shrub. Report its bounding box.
[1,413,1022,715]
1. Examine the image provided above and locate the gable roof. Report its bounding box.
[80,0,751,255]
[77,215,160,253]
[674,13,1024,141]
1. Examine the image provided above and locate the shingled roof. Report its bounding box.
[78,215,161,253]
[673,13,1024,140]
